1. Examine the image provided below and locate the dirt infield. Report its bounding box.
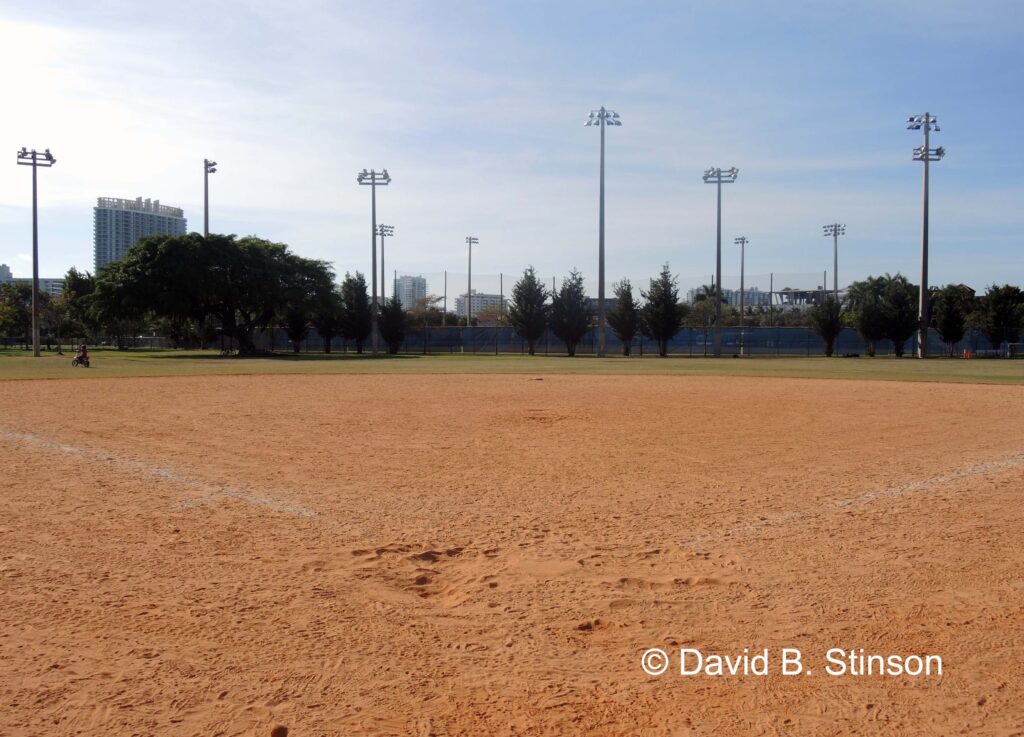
[2,373,1023,736]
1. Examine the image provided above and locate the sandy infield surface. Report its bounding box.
[2,373,1023,736]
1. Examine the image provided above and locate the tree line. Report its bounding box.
[2,231,1021,357]
[807,276,1023,357]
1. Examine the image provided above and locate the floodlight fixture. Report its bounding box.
[823,223,846,300]
[734,236,749,355]
[585,106,622,356]
[907,112,944,358]
[466,236,479,326]
[203,158,218,236]
[377,224,395,300]
[703,165,739,356]
[16,147,57,357]
[358,168,393,353]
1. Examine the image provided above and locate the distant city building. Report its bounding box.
[12,277,64,297]
[0,264,64,296]
[94,196,187,272]
[686,286,772,307]
[455,290,507,319]
[393,275,427,309]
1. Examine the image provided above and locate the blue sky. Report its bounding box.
[1,0,1022,295]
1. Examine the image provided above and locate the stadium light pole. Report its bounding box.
[357,168,391,354]
[703,166,739,357]
[734,236,748,356]
[16,147,56,358]
[585,106,621,357]
[377,224,394,300]
[907,113,944,359]
[203,158,217,236]
[822,223,845,302]
[466,236,478,326]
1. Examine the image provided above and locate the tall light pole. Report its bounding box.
[822,223,845,302]
[357,168,391,354]
[907,113,944,359]
[703,166,738,357]
[734,236,748,356]
[203,158,217,236]
[16,147,56,358]
[585,106,621,357]
[466,236,478,326]
[377,224,394,300]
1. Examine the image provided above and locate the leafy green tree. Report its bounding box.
[508,266,549,355]
[339,272,372,353]
[880,274,918,358]
[0,283,31,347]
[640,265,687,357]
[90,233,333,354]
[311,288,344,353]
[407,295,453,328]
[607,279,639,355]
[284,309,309,352]
[845,276,887,356]
[39,291,70,350]
[549,269,591,357]
[90,259,146,349]
[975,284,1024,349]
[809,296,844,356]
[931,284,974,355]
[61,267,99,340]
[280,255,336,353]
[378,297,408,354]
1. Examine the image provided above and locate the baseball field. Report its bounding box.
[2,353,1022,736]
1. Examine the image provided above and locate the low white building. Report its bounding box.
[0,264,64,296]
[455,290,507,319]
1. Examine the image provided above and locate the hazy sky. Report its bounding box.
[1,0,1022,294]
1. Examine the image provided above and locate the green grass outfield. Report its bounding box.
[0,348,1021,384]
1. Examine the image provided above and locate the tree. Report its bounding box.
[845,276,887,357]
[607,279,639,355]
[640,265,686,357]
[809,296,844,356]
[931,284,974,355]
[508,266,549,355]
[280,255,336,353]
[683,284,738,352]
[61,267,98,341]
[407,295,451,328]
[0,283,31,347]
[549,269,591,357]
[880,274,918,358]
[339,272,372,353]
[284,309,309,353]
[90,233,334,355]
[40,291,71,350]
[311,288,344,353]
[975,284,1024,349]
[91,258,149,350]
[378,297,408,354]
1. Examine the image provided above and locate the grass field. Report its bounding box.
[1,347,1022,383]
[2,359,1023,735]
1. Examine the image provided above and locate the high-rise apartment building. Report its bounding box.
[393,275,427,309]
[93,197,187,271]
